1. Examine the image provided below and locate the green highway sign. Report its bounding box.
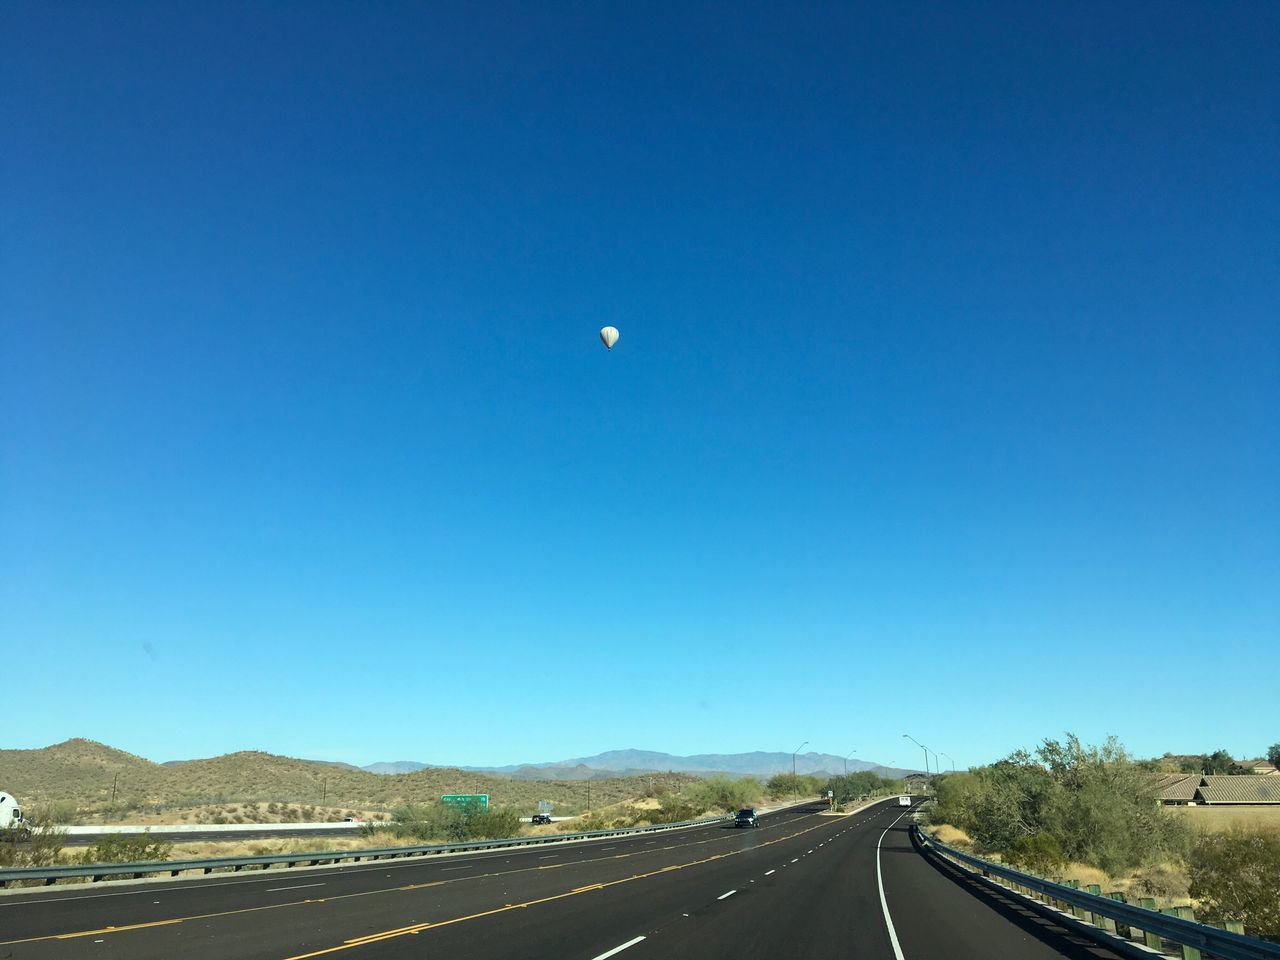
[441,794,489,811]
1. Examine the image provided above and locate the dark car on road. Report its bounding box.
[734,808,758,828]
[531,813,553,825]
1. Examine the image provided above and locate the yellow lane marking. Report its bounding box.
[57,919,183,939]
[0,808,833,950]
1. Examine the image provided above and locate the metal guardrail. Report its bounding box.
[914,825,1280,960]
[0,813,735,888]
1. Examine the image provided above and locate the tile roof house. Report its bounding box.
[1147,772,1280,805]
[1149,774,1202,803]
[1197,775,1280,805]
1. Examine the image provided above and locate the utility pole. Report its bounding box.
[792,741,808,800]
[110,773,119,806]
[587,781,591,812]
[322,777,328,804]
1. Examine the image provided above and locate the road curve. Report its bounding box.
[0,800,1135,960]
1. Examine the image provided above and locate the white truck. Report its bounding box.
[1,789,31,840]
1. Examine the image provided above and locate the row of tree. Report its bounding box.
[1147,743,1280,776]
[927,734,1280,937]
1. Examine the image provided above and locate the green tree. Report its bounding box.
[1266,743,1280,767]
[825,771,894,803]
[1204,749,1246,775]
[925,735,1187,873]
[1189,825,1280,937]
[1005,832,1065,875]
[685,775,761,812]
[765,773,823,798]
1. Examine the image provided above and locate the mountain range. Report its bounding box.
[359,749,918,781]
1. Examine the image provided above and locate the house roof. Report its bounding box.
[1149,774,1202,801]
[1198,775,1280,804]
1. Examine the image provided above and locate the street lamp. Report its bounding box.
[844,749,856,776]
[903,733,930,777]
[792,741,808,799]
[940,752,956,773]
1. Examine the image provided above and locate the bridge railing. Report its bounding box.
[913,825,1280,960]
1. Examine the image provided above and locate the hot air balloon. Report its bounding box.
[599,326,619,350]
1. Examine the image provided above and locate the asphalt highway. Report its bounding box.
[0,799,1135,960]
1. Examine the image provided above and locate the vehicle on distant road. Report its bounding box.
[734,808,758,828]
[0,789,30,841]
[897,796,911,807]
[530,813,553,825]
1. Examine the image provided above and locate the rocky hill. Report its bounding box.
[0,740,699,816]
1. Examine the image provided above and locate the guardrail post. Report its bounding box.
[1063,880,1085,919]
[1162,907,1201,960]
[1137,898,1163,950]
[1085,885,1111,929]
[1106,892,1128,937]
[1207,919,1246,936]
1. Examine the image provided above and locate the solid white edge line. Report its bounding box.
[717,889,737,900]
[264,882,326,892]
[876,807,914,960]
[590,935,647,960]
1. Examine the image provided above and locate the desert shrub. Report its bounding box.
[649,795,701,824]
[1131,863,1190,901]
[569,809,637,831]
[386,802,521,842]
[0,818,66,869]
[826,772,897,804]
[765,774,824,798]
[930,735,1187,873]
[1005,832,1065,875]
[465,808,521,839]
[1188,825,1280,938]
[28,800,80,824]
[685,775,761,812]
[79,834,172,865]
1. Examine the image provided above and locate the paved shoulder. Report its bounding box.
[879,817,1134,960]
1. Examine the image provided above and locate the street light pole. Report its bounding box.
[903,733,930,777]
[844,749,856,776]
[792,741,808,799]
[940,752,956,773]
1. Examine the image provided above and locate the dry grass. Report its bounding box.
[1172,805,1280,833]
[99,803,389,826]
[930,824,972,846]
[926,822,1193,908]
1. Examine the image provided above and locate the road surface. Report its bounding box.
[0,799,1134,959]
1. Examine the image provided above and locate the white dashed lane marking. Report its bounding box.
[590,936,647,960]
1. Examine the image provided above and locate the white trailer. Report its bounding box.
[0,789,30,839]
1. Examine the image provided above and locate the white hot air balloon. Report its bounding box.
[599,326,619,350]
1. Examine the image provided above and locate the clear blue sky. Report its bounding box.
[3,2,1276,771]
